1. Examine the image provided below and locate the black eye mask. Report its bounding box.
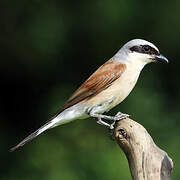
[129,45,160,56]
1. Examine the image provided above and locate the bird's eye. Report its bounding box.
[142,45,150,52]
[130,44,159,55]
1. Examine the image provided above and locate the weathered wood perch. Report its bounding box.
[113,118,173,180]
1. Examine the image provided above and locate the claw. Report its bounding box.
[110,121,116,129]
[115,112,130,120]
[91,110,130,128]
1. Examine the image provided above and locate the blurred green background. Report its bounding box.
[1,0,179,179]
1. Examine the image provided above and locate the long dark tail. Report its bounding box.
[10,118,58,152]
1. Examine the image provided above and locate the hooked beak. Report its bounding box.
[154,54,169,63]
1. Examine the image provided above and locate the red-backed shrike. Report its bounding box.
[10,39,168,151]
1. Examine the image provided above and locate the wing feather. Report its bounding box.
[55,59,126,115]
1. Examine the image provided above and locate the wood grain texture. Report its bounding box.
[114,118,173,180]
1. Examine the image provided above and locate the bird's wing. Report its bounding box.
[55,59,126,115]
[9,59,126,151]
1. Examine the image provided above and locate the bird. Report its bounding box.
[10,39,168,151]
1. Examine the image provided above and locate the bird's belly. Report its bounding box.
[83,68,140,113]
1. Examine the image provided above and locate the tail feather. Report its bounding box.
[10,119,58,152]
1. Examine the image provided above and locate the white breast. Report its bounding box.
[109,62,143,108]
[84,60,146,113]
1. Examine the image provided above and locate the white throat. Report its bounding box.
[113,52,148,73]
[127,53,148,69]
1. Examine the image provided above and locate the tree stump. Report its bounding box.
[113,118,173,180]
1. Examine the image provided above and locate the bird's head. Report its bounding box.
[114,39,168,66]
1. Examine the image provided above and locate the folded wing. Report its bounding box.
[56,59,126,115]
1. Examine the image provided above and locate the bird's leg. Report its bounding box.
[88,110,130,122]
[88,109,130,129]
[109,112,130,129]
[96,118,110,127]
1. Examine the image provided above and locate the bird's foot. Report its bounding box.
[93,111,130,141]
[109,112,130,129]
[96,118,110,127]
[89,109,130,129]
[95,112,130,129]
[109,121,116,130]
[89,110,130,122]
[108,112,130,140]
[96,119,116,130]
[114,112,130,121]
